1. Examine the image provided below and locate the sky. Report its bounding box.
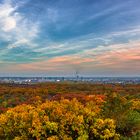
[0,0,140,77]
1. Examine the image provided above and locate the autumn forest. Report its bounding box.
[0,82,140,140]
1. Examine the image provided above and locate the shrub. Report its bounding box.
[0,99,119,140]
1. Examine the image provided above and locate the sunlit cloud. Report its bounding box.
[0,0,39,49]
[2,40,139,76]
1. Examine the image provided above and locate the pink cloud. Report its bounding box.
[2,40,140,75]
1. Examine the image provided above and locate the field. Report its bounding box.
[0,82,140,140]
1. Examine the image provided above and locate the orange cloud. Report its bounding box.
[2,40,140,75]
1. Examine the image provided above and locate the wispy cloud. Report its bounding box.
[35,25,140,58]
[4,40,139,76]
[0,0,39,50]
[0,0,140,76]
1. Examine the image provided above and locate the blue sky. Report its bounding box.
[0,0,140,76]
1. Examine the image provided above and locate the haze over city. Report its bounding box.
[0,0,140,76]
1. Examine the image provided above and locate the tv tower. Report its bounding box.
[75,70,79,81]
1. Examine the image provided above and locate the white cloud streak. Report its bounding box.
[0,0,39,50]
[35,25,140,56]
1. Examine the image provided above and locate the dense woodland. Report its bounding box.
[0,82,140,140]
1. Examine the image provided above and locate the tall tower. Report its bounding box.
[75,70,79,81]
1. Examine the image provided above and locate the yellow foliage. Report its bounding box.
[131,99,140,111]
[0,99,119,140]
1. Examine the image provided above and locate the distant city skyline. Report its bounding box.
[0,0,140,76]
